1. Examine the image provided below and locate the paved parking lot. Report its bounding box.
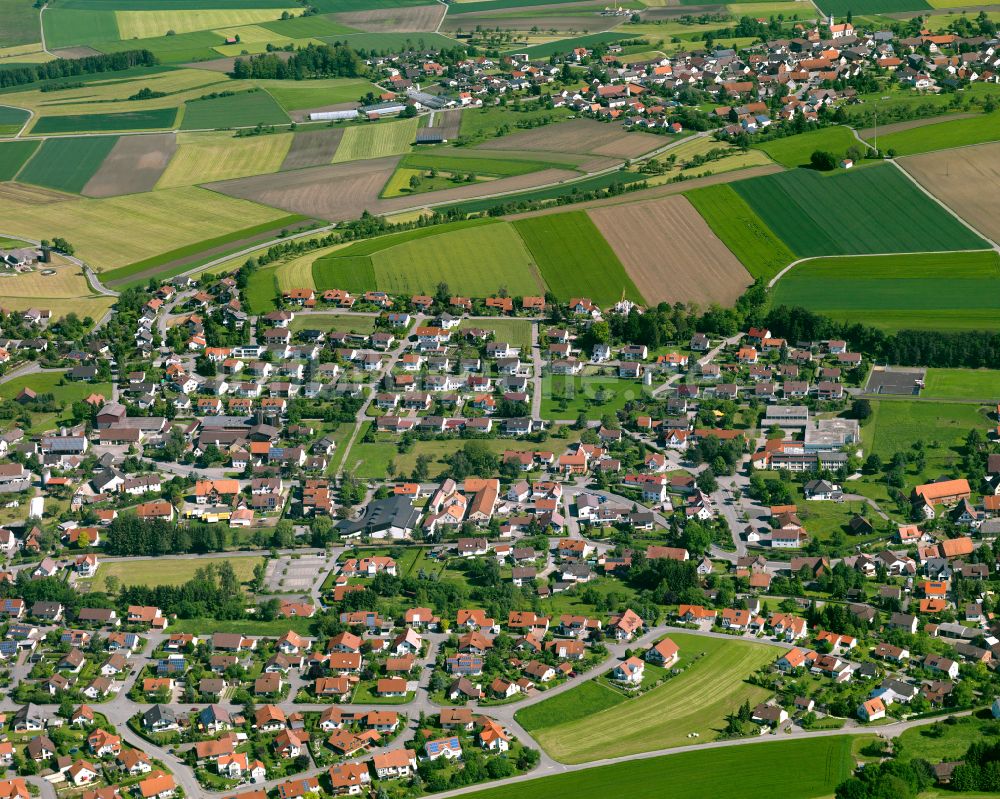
[264,553,332,593]
[865,367,925,395]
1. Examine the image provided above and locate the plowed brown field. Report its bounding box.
[334,4,446,31]
[83,133,177,197]
[477,118,661,160]
[588,194,752,305]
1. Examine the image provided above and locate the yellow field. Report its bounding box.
[0,185,288,270]
[210,23,291,43]
[275,242,350,290]
[0,262,90,298]
[725,1,812,15]
[115,8,297,39]
[157,130,293,188]
[0,43,53,64]
[8,69,243,117]
[96,555,264,590]
[332,117,418,163]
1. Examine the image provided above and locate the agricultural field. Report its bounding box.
[381,168,492,198]
[457,318,533,350]
[97,30,227,63]
[514,32,631,58]
[332,117,419,163]
[455,737,857,799]
[29,108,178,135]
[900,142,1000,244]
[770,251,1000,332]
[260,78,378,112]
[754,125,861,168]
[400,151,558,177]
[520,633,778,763]
[514,212,643,307]
[280,128,345,170]
[0,107,30,137]
[180,89,290,130]
[515,681,626,731]
[95,556,264,591]
[313,219,544,296]
[731,163,988,256]
[588,195,752,306]
[333,4,446,32]
[477,117,662,161]
[811,0,929,14]
[82,133,178,198]
[0,184,288,270]
[862,399,989,484]
[114,8,299,39]
[458,105,572,143]
[871,110,1000,155]
[288,313,376,334]
[0,140,39,181]
[17,136,120,194]
[0,0,40,48]
[157,130,293,188]
[42,8,120,50]
[922,369,1000,400]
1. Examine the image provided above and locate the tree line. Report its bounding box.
[0,50,157,90]
[230,43,364,80]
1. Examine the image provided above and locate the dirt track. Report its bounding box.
[898,142,1000,244]
[334,4,446,31]
[589,194,752,306]
[83,133,177,198]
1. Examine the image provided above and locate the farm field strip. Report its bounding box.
[17,136,119,193]
[115,8,299,39]
[157,130,293,188]
[332,117,419,162]
[870,110,1000,155]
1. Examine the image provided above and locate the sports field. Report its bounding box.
[181,90,290,130]
[755,125,861,168]
[514,212,643,307]
[0,185,287,270]
[95,555,264,591]
[872,111,1000,156]
[115,8,298,38]
[518,633,778,762]
[732,164,988,256]
[332,117,419,162]
[0,140,39,181]
[313,219,544,296]
[770,251,1000,332]
[30,108,178,135]
[922,369,1000,399]
[17,136,119,193]
[157,130,293,188]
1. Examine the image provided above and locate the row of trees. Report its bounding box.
[231,43,364,80]
[0,50,157,89]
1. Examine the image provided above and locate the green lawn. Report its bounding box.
[170,616,314,635]
[755,126,862,168]
[520,632,778,763]
[514,211,643,307]
[0,371,112,405]
[31,108,178,135]
[686,182,796,283]
[261,78,378,112]
[0,140,39,181]
[289,313,376,334]
[922,368,1000,400]
[541,374,650,421]
[873,111,1000,155]
[732,163,988,256]
[17,136,118,194]
[95,556,264,590]
[458,318,532,350]
[515,680,626,731]
[897,715,1000,764]
[181,90,290,130]
[770,251,1000,332]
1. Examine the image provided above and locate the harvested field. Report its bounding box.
[477,118,661,159]
[47,45,102,58]
[333,4,446,30]
[82,133,177,198]
[0,261,90,299]
[892,143,1000,245]
[157,130,293,188]
[332,117,419,162]
[427,108,462,140]
[589,194,752,306]
[280,128,345,171]
[0,182,75,205]
[206,156,402,220]
[208,159,570,221]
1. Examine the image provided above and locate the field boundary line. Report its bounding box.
[767,247,995,288]
[890,157,1000,253]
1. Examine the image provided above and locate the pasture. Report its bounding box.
[400,152,556,177]
[0,185,287,270]
[588,195,752,306]
[520,632,779,763]
[96,30,225,62]
[261,78,377,112]
[922,369,1000,400]
[770,251,1000,333]
[42,8,119,50]
[115,8,298,39]
[755,125,861,168]
[874,111,1000,155]
[0,140,39,181]
[29,108,177,134]
[157,130,293,188]
[514,212,643,307]
[332,117,419,163]
[180,89,290,130]
[0,371,113,405]
[313,219,544,296]
[17,136,119,194]
[900,142,1000,244]
[95,556,264,591]
[451,736,858,799]
[732,163,988,256]
[515,32,631,58]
